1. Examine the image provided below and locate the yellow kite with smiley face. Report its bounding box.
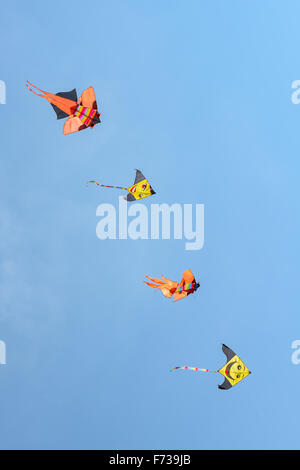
[170,344,251,390]
[218,344,251,390]
[87,169,156,202]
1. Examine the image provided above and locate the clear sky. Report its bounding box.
[0,0,299,450]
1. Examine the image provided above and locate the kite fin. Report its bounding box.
[51,89,78,119]
[79,86,98,110]
[124,193,136,202]
[173,292,188,302]
[218,377,233,390]
[222,344,236,363]
[63,116,86,135]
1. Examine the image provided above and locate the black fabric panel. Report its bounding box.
[218,377,232,390]
[51,104,69,120]
[50,88,77,120]
[93,114,101,124]
[222,344,236,363]
[134,169,146,184]
[56,89,77,101]
[124,193,136,202]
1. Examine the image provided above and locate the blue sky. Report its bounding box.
[0,0,300,450]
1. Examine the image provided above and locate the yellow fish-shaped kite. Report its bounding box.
[87,169,155,202]
[171,344,251,390]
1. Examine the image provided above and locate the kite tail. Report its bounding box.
[26,80,77,114]
[143,281,163,289]
[27,80,52,95]
[170,366,218,373]
[26,83,48,99]
[144,275,165,285]
[27,81,71,103]
[86,181,128,191]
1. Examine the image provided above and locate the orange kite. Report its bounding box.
[144,269,200,302]
[26,80,101,135]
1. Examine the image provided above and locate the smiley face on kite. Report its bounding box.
[127,174,155,201]
[218,344,251,389]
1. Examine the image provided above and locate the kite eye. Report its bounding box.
[237,365,242,370]
[236,374,240,379]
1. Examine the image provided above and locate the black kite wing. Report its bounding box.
[51,89,78,119]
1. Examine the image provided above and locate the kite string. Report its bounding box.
[170,366,219,373]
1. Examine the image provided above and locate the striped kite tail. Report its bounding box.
[86,180,128,191]
[170,366,218,373]
[86,180,100,186]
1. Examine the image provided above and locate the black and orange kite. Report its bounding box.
[26,81,101,135]
[144,269,200,302]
